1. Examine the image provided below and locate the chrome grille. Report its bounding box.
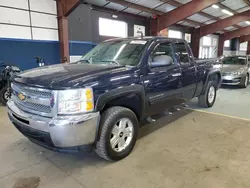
[222,72,231,76]
[11,83,53,117]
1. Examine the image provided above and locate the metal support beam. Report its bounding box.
[57,0,80,62]
[150,19,158,36]
[158,0,219,30]
[161,0,219,21]
[222,26,250,41]
[108,0,162,15]
[108,0,202,27]
[218,36,224,56]
[58,16,69,63]
[191,28,200,58]
[247,41,250,54]
[239,34,250,43]
[59,0,81,17]
[199,10,250,37]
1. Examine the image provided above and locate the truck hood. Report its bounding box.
[12,63,130,89]
[222,64,245,72]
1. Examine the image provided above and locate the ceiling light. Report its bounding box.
[112,15,118,19]
[246,21,250,25]
[222,9,234,16]
[212,4,219,9]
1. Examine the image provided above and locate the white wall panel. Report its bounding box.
[0,24,31,39]
[32,28,58,41]
[30,0,57,14]
[0,0,28,9]
[0,7,30,26]
[31,12,58,29]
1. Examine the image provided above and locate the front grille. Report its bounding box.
[222,72,231,76]
[11,83,53,117]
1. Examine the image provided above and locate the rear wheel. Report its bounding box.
[0,85,10,106]
[95,106,139,161]
[198,81,217,108]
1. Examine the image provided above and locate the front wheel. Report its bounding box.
[241,75,249,88]
[95,106,139,161]
[0,85,11,106]
[198,81,217,108]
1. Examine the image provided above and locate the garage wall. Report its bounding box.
[0,0,58,40]
[0,0,61,70]
[68,4,150,43]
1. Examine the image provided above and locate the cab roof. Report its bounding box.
[103,36,186,43]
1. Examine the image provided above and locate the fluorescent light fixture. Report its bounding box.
[212,4,219,9]
[246,21,250,25]
[222,9,234,16]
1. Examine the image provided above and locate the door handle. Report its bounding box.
[172,73,181,77]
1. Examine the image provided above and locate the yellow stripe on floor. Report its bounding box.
[182,107,250,122]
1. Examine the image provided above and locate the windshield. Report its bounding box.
[80,40,148,66]
[222,56,247,65]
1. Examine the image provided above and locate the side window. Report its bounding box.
[174,42,190,63]
[149,42,175,67]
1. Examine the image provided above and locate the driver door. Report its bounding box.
[142,42,183,116]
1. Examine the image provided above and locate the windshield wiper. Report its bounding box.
[78,59,91,64]
[99,60,120,65]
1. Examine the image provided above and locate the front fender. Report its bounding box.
[95,85,146,118]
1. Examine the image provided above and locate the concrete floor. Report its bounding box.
[1,101,250,188]
[188,86,250,120]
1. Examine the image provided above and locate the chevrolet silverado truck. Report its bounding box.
[7,37,221,161]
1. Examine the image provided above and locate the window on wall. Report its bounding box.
[168,30,182,39]
[184,33,191,43]
[240,42,248,51]
[224,40,230,47]
[99,18,128,38]
[203,36,212,46]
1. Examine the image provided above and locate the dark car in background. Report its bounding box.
[221,55,250,88]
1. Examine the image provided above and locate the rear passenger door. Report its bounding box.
[173,42,197,100]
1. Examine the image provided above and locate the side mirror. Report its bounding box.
[149,55,173,67]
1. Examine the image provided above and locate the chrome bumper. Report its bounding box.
[222,75,242,85]
[7,99,100,148]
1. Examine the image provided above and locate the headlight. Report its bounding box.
[58,88,94,115]
[230,70,244,76]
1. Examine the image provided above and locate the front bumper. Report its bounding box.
[7,99,100,150]
[222,75,243,85]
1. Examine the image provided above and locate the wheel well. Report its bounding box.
[100,94,142,120]
[208,73,221,88]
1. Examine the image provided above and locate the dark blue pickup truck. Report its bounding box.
[7,37,221,161]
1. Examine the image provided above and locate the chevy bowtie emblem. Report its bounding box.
[18,93,26,101]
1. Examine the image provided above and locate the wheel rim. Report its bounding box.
[208,86,215,104]
[4,90,10,100]
[245,75,248,87]
[110,118,134,152]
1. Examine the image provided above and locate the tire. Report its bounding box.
[241,75,249,88]
[95,106,139,161]
[0,86,10,106]
[198,81,217,108]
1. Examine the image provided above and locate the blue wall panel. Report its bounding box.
[69,41,96,56]
[0,38,96,70]
[0,38,60,70]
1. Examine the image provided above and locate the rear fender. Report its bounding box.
[201,69,222,94]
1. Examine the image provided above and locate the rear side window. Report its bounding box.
[174,42,190,63]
